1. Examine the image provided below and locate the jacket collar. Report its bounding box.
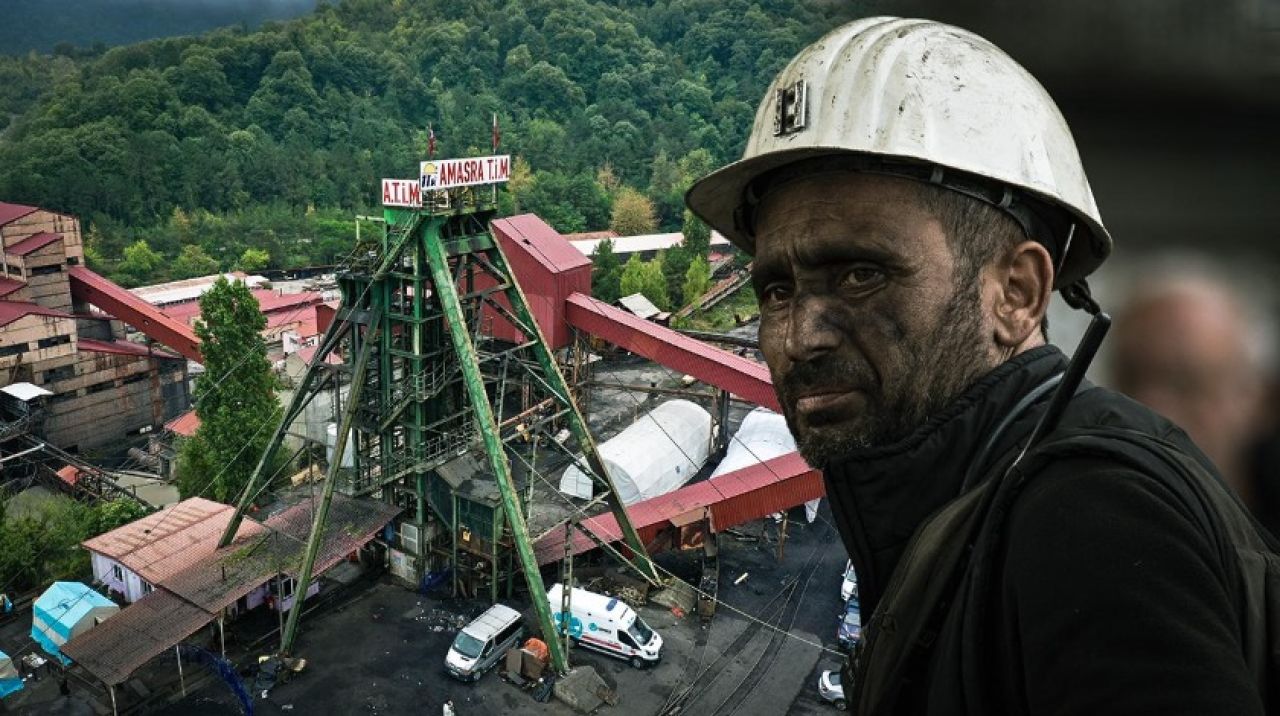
[823,345,1068,614]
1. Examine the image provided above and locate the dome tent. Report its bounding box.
[713,408,821,522]
[560,400,712,505]
[711,407,796,477]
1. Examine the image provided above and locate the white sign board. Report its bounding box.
[381,179,422,208]
[420,155,511,191]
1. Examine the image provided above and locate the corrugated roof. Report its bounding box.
[163,409,199,437]
[161,289,323,323]
[0,202,38,227]
[60,588,212,686]
[0,300,73,328]
[492,214,591,275]
[130,272,266,307]
[81,498,268,585]
[77,338,181,360]
[0,276,24,297]
[569,230,730,258]
[5,232,62,256]
[616,293,661,320]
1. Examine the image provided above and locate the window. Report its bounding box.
[618,630,637,648]
[42,365,75,383]
[279,578,295,598]
[36,335,70,350]
[111,564,123,582]
[142,581,154,595]
[0,343,27,358]
[66,257,79,266]
[122,372,149,385]
[29,265,62,276]
[86,380,115,394]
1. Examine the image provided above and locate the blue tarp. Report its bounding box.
[32,582,118,666]
[0,650,22,698]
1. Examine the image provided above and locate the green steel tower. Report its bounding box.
[221,175,658,674]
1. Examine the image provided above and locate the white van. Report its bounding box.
[547,583,663,668]
[444,603,524,682]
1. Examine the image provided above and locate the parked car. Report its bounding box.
[840,560,858,602]
[837,598,861,650]
[817,669,847,710]
[444,603,524,682]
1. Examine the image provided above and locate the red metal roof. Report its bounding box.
[492,214,591,274]
[5,231,61,256]
[68,266,202,363]
[161,289,323,324]
[77,338,181,360]
[564,292,779,411]
[82,497,268,586]
[164,409,199,437]
[0,202,38,226]
[0,300,73,328]
[534,452,822,565]
[0,276,23,297]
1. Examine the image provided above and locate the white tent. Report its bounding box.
[711,407,796,477]
[713,408,821,522]
[560,400,712,505]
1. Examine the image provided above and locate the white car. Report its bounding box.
[818,669,847,710]
[840,560,858,602]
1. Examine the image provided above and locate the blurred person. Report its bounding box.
[687,16,1278,716]
[1112,266,1279,531]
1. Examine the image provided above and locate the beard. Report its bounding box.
[777,282,994,466]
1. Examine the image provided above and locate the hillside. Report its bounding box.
[0,0,318,55]
[0,0,854,286]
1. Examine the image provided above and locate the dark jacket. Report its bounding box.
[823,345,1263,715]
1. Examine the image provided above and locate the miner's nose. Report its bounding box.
[785,294,842,363]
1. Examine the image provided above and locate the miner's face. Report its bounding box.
[752,172,992,464]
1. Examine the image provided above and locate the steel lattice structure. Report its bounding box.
[220,186,657,673]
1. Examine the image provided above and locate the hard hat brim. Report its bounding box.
[685,147,1111,288]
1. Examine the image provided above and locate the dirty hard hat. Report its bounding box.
[685,16,1112,287]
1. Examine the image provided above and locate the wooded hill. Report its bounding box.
[0,0,852,287]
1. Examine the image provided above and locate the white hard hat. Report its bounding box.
[686,16,1111,287]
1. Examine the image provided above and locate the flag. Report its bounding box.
[492,113,500,152]
[428,124,436,157]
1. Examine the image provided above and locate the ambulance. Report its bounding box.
[546,583,663,668]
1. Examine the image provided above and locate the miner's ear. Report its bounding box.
[991,240,1053,348]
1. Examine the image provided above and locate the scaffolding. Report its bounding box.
[219,176,657,674]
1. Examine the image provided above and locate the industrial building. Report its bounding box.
[0,202,187,454]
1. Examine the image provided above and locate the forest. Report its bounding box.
[0,0,853,297]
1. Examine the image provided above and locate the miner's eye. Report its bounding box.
[841,264,884,289]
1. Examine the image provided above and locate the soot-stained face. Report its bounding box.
[752,172,995,465]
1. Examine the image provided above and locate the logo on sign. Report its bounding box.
[420,163,439,191]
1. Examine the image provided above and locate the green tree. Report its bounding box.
[609,186,659,236]
[116,239,164,286]
[682,255,711,308]
[171,244,220,279]
[591,238,622,304]
[682,209,711,260]
[176,277,279,503]
[619,254,669,311]
[236,247,270,272]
